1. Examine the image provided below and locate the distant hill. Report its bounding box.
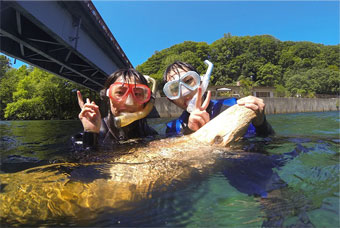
[136,34,339,97]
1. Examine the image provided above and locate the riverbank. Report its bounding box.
[153,97,339,117]
[1,97,338,120]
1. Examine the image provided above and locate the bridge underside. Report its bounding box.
[0,1,132,92]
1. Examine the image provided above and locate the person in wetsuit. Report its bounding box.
[73,68,157,150]
[162,61,274,137]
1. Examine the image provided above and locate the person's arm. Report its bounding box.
[237,96,275,137]
[72,91,102,151]
[165,120,194,136]
[77,91,101,133]
[165,111,193,136]
[187,87,211,132]
[253,116,275,137]
[71,131,98,152]
[82,131,99,148]
[165,118,184,136]
[182,123,195,135]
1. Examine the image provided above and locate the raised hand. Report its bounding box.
[188,86,212,131]
[237,96,265,126]
[77,91,101,133]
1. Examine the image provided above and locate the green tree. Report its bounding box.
[290,41,321,59]
[274,84,289,97]
[238,77,254,97]
[0,55,11,78]
[307,68,339,94]
[3,66,96,120]
[0,65,31,119]
[257,63,283,86]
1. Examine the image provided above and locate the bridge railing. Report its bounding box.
[84,0,133,68]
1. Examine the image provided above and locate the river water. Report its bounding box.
[0,111,339,227]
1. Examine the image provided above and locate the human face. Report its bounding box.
[166,68,199,110]
[109,76,147,115]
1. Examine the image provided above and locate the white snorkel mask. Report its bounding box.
[163,71,201,100]
[163,60,213,113]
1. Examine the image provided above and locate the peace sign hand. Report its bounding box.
[77,91,101,133]
[188,86,212,132]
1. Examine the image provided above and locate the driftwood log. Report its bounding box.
[0,105,256,224]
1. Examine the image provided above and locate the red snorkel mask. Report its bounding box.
[107,82,151,105]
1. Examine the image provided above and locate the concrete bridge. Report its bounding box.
[0,0,132,91]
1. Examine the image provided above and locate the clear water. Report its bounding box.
[0,111,339,227]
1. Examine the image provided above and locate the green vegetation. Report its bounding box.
[0,56,98,120]
[1,34,339,120]
[136,34,339,98]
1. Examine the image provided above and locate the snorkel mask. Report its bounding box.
[106,76,156,128]
[163,71,201,100]
[107,82,151,106]
[163,60,213,113]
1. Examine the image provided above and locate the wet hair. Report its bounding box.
[162,61,197,83]
[100,68,148,100]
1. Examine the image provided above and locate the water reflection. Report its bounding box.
[0,140,217,226]
[0,112,339,227]
[1,120,82,172]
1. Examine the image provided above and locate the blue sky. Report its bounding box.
[7,1,340,68]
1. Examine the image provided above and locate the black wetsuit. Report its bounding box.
[72,113,158,151]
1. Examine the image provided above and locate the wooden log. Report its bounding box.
[191,105,256,146]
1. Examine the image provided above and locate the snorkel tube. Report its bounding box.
[186,60,213,113]
[113,75,156,128]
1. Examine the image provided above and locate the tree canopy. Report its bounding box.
[0,63,97,120]
[136,34,339,97]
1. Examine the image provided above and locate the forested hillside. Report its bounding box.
[137,34,339,97]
